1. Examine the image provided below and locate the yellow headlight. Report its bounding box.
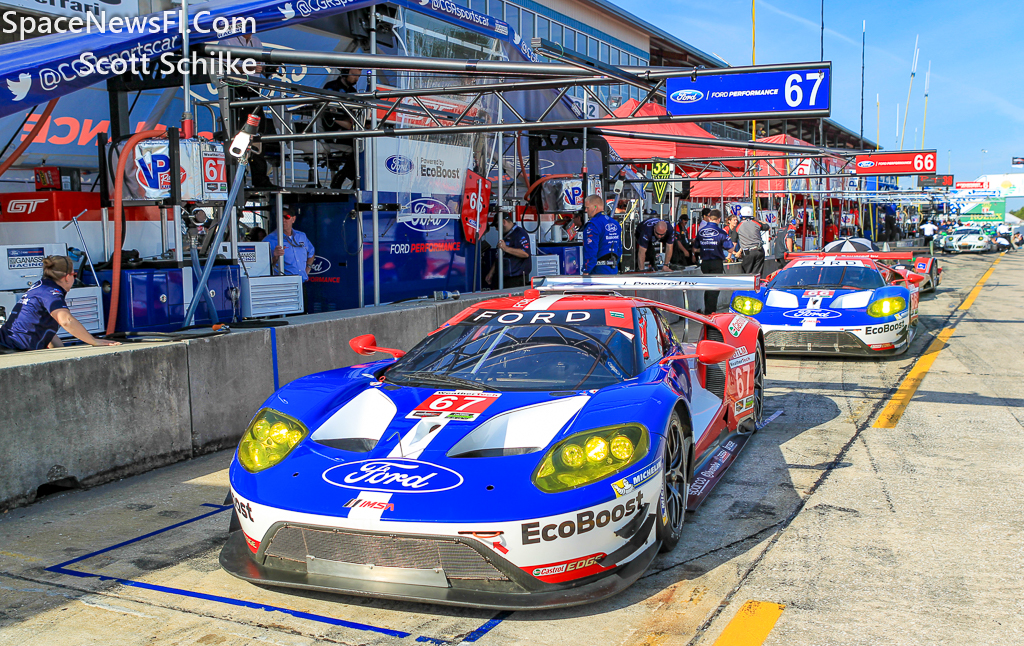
[610,435,634,461]
[867,297,906,318]
[560,444,585,469]
[534,425,649,493]
[585,436,609,463]
[237,409,308,473]
[731,296,763,315]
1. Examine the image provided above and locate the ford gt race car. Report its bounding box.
[220,275,765,609]
[729,253,924,356]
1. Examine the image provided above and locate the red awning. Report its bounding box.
[687,172,748,198]
[601,100,743,168]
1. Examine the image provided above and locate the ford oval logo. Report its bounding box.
[308,256,331,275]
[385,154,414,175]
[400,198,452,233]
[857,160,876,168]
[670,89,704,103]
[783,309,842,319]
[323,459,464,494]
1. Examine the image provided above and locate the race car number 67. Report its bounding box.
[733,363,755,400]
[429,395,488,411]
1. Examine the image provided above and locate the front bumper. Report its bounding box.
[762,323,909,356]
[220,523,659,610]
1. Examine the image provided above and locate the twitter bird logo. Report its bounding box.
[278,2,295,19]
[7,73,30,101]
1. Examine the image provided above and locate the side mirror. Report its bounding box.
[659,340,736,366]
[904,273,925,286]
[695,339,736,364]
[349,334,406,359]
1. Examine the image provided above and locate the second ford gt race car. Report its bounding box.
[220,275,765,609]
[729,253,924,356]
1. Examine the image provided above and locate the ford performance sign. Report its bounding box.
[666,66,831,117]
[323,459,464,493]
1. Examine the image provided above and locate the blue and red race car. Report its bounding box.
[220,275,765,609]
[729,252,927,356]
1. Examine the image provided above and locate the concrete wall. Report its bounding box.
[0,289,525,511]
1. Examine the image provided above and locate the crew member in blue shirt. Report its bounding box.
[0,255,120,351]
[696,209,734,315]
[581,194,621,275]
[486,213,532,288]
[265,209,316,281]
[636,215,675,271]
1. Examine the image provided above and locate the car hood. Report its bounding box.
[230,362,669,523]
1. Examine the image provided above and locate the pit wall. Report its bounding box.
[0,264,776,511]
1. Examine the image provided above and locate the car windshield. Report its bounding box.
[386,309,638,392]
[770,264,885,290]
[954,228,978,235]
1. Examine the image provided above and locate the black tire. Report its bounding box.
[657,411,691,553]
[750,347,765,432]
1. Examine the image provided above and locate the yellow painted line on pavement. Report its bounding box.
[712,600,786,646]
[959,253,1003,311]
[876,254,1006,429]
[874,327,956,429]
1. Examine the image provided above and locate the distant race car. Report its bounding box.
[942,226,993,254]
[729,252,924,356]
[221,275,766,609]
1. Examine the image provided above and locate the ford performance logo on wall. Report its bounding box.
[856,160,876,168]
[323,459,464,493]
[670,89,704,103]
[385,154,414,175]
[783,309,842,319]
[308,256,331,275]
[399,198,454,233]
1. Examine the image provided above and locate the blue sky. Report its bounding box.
[612,0,1024,185]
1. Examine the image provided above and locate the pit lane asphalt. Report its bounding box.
[0,252,1013,646]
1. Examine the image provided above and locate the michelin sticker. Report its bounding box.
[611,461,661,497]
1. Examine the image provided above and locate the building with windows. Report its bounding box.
[461,0,874,149]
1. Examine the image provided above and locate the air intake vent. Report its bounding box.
[705,363,726,399]
[705,326,724,343]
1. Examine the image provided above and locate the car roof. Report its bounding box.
[438,293,659,329]
[781,256,884,272]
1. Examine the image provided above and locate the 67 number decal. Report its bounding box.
[406,390,500,422]
[728,354,756,416]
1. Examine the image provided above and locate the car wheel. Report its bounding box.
[657,411,690,553]
[750,348,765,432]
[927,263,938,293]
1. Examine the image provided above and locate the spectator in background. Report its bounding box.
[485,213,532,288]
[635,215,675,271]
[0,256,120,351]
[323,68,363,190]
[265,209,315,281]
[724,214,741,262]
[246,227,267,242]
[824,218,839,244]
[785,217,799,253]
[219,31,279,190]
[696,209,734,314]
[737,206,770,276]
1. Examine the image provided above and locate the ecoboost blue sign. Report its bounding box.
[666,67,831,117]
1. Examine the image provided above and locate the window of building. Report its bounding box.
[471,0,485,13]
[600,42,609,63]
[537,16,549,39]
[490,0,503,20]
[521,10,534,43]
[550,22,563,47]
[505,4,519,31]
[588,37,598,60]
[565,27,576,50]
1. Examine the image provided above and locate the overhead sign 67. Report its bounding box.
[666,65,831,118]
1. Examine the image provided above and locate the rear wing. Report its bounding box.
[532,274,760,292]
[784,252,914,262]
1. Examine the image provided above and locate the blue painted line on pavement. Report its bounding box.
[43,503,492,641]
[463,611,513,642]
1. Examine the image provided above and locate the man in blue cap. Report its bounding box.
[785,217,799,253]
[582,194,622,275]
